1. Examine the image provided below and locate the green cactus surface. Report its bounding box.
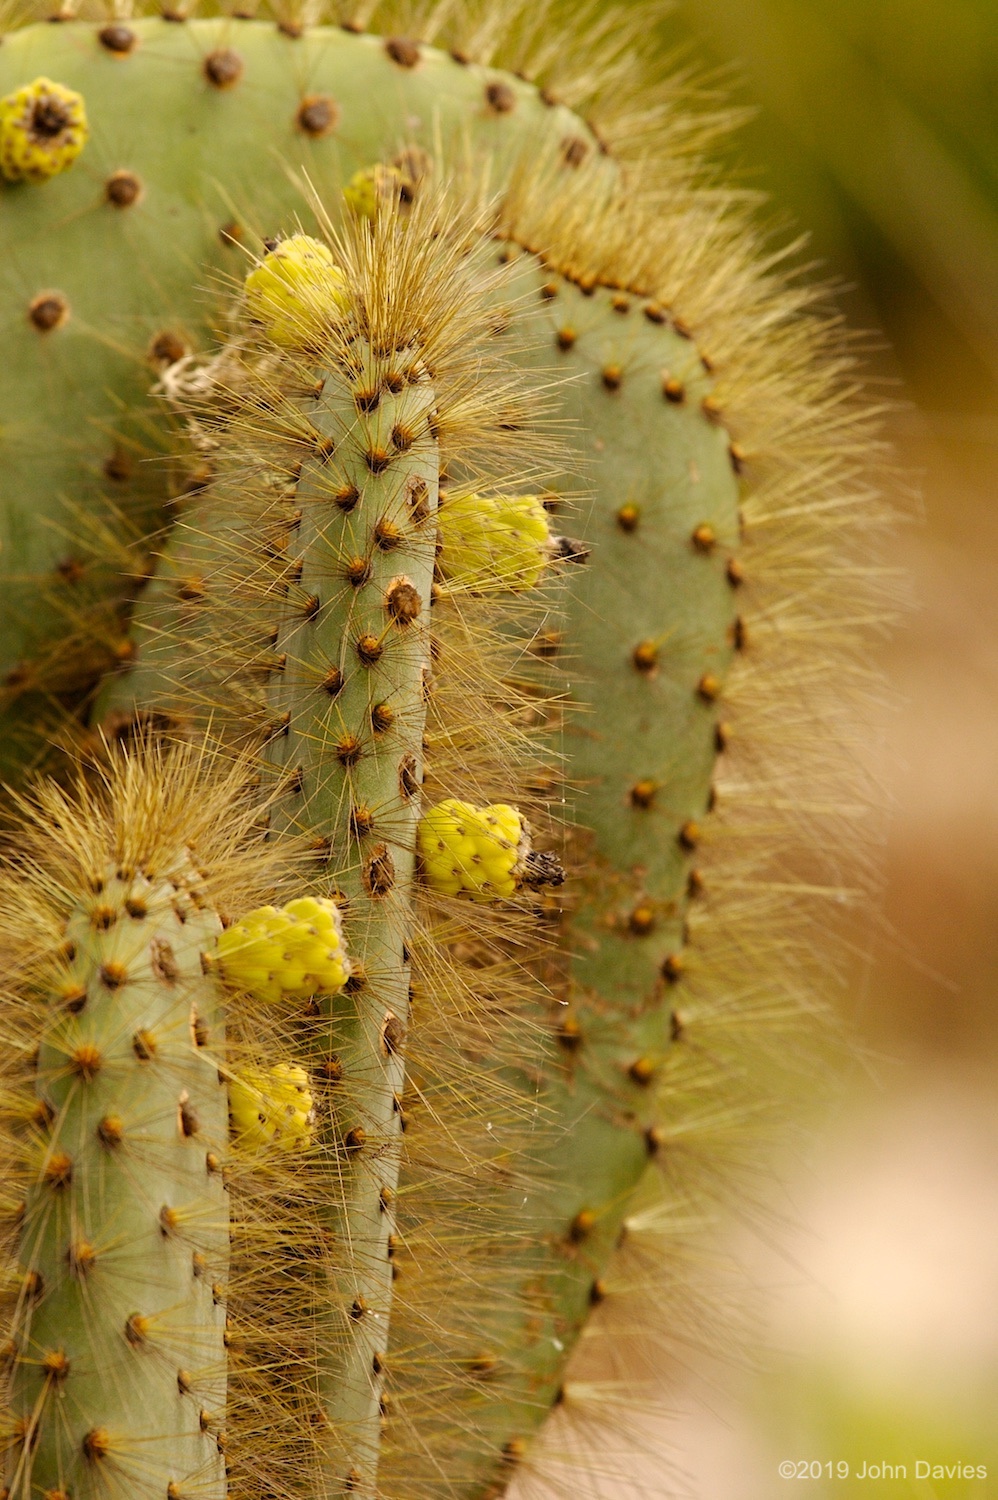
[0,5,888,1500]
[0,14,607,779]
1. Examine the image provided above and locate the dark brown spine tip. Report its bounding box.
[203,48,243,88]
[124,1313,149,1346]
[296,94,339,136]
[399,754,419,798]
[628,1056,656,1086]
[557,1013,582,1051]
[661,952,684,983]
[381,1013,406,1056]
[628,904,655,936]
[540,280,559,300]
[82,1427,110,1463]
[385,36,420,67]
[319,1054,343,1084]
[568,1209,595,1244]
[601,363,623,391]
[365,447,391,474]
[61,983,88,1013]
[355,385,381,414]
[530,629,563,659]
[521,849,565,890]
[561,135,589,167]
[343,964,367,995]
[133,1029,157,1061]
[364,845,396,897]
[72,1044,103,1080]
[334,733,362,767]
[350,1297,367,1321]
[485,80,516,112]
[726,557,745,587]
[386,578,421,625]
[356,633,384,666]
[333,482,360,512]
[551,535,589,565]
[645,1123,667,1155]
[698,672,721,703]
[589,1278,607,1305]
[714,721,731,753]
[611,293,631,313]
[630,779,656,809]
[343,1126,366,1152]
[149,329,187,366]
[731,615,748,651]
[678,820,701,851]
[662,375,685,403]
[350,804,375,838]
[105,169,142,207]
[98,23,136,52]
[43,1152,73,1189]
[616,503,639,533]
[375,517,402,551]
[643,301,667,323]
[29,292,69,332]
[556,327,577,351]
[632,640,658,673]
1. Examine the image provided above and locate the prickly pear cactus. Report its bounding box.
[0,4,887,1500]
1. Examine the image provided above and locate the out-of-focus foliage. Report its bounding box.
[666,0,998,397]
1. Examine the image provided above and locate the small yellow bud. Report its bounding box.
[417,799,524,902]
[0,78,88,183]
[216,895,349,1004]
[230,1063,313,1153]
[437,494,551,592]
[343,163,406,221]
[243,235,348,349]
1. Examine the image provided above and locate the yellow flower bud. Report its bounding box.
[243,235,348,349]
[343,163,406,221]
[417,799,525,902]
[230,1063,314,1153]
[0,78,88,183]
[216,895,349,1003]
[437,493,551,592]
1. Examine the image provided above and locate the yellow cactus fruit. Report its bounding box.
[216,895,350,1004]
[436,493,552,592]
[0,78,88,183]
[230,1063,314,1154]
[343,163,407,221]
[243,235,348,349]
[417,799,526,902]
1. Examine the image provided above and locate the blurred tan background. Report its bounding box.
[648,2,998,1494]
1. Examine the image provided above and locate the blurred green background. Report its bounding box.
[647,3,998,1495]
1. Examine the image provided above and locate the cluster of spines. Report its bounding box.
[85,194,574,1497]
[0,743,346,1500]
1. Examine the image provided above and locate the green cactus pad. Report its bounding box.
[0,16,606,776]
[5,852,229,1499]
